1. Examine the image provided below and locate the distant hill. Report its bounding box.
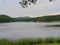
[0,14,60,22]
[13,16,33,22]
[0,14,12,22]
[12,15,60,22]
[32,15,60,22]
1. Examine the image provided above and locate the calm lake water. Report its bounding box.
[0,22,60,40]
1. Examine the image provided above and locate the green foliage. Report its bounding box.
[13,15,60,22]
[0,38,60,45]
[0,14,60,22]
[0,14,12,23]
[32,15,60,22]
[13,17,33,22]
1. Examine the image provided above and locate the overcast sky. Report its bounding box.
[0,0,60,17]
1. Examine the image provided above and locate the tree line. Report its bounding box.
[0,14,60,23]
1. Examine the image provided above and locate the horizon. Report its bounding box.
[0,14,60,18]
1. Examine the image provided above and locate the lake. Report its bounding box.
[0,22,60,40]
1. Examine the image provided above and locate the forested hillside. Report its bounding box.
[32,15,60,22]
[0,14,60,22]
[0,14,12,22]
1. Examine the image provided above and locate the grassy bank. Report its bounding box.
[37,43,60,45]
[0,37,60,45]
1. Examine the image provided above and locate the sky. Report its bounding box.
[0,0,60,17]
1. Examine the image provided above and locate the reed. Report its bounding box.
[0,37,60,45]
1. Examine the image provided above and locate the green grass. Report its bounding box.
[37,43,60,45]
[0,37,60,45]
